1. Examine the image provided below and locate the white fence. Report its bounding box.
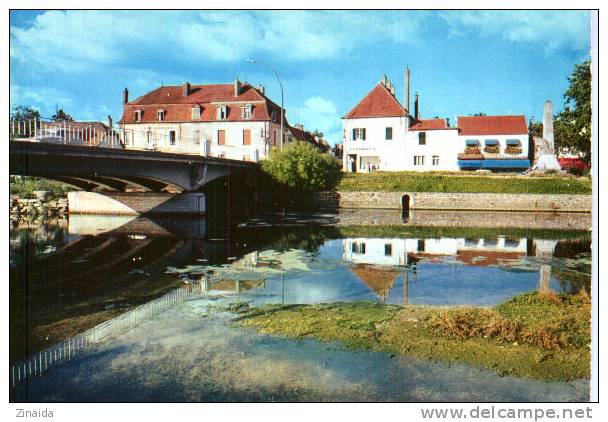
[10,118,124,149]
[10,276,211,388]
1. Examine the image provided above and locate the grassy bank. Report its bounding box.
[10,176,72,199]
[336,172,592,195]
[231,291,591,381]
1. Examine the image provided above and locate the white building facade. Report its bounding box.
[119,80,285,162]
[342,73,531,172]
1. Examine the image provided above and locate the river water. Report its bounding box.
[9,211,592,402]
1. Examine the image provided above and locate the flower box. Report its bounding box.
[484,145,500,154]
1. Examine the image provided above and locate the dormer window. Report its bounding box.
[157,109,165,121]
[192,105,201,120]
[134,110,142,122]
[242,104,252,120]
[216,105,227,120]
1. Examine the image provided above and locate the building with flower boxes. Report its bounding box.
[342,71,531,173]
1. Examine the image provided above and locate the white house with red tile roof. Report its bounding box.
[342,74,459,172]
[119,79,286,161]
[342,72,531,172]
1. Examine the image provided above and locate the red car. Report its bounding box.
[558,157,589,170]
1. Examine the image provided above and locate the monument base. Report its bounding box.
[535,154,562,171]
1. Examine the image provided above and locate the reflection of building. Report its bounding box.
[350,264,400,302]
[343,236,529,268]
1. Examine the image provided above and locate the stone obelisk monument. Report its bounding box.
[534,100,562,171]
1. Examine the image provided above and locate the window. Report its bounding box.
[432,155,439,166]
[384,243,393,256]
[242,105,252,120]
[134,110,142,122]
[417,239,426,252]
[243,129,251,145]
[351,242,366,254]
[385,127,393,140]
[218,129,226,145]
[352,128,366,141]
[216,105,227,120]
[194,129,201,146]
[418,132,426,145]
[124,131,130,146]
[157,109,165,121]
[169,130,176,146]
[192,105,201,120]
[413,155,425,166]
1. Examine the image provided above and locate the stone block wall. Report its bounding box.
[314,191,592,212]
[68,191,206,215]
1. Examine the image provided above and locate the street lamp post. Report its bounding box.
[246,58,284,150]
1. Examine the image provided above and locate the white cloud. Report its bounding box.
[440,11,590,55]
[292,96,342,145]
[10,84,74,116]
[10,10,427,73]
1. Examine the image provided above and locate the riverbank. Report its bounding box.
[232,291,591,382]
[315,191,592,212]
[336,172,591,195]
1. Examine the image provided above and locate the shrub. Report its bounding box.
[260,141,340,192]
[10,176,72,199]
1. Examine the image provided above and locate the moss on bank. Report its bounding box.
[231,292,591,382]
[336,172,592,195]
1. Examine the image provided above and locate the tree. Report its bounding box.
[554,60,591,162]
[11,105,40,120]
[52,108,74,122]
[260,141,340,192]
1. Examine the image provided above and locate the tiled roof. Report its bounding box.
[458,115,528,136]
[344,83,407,119]
[409,118,453,131]
[120,83,283,124]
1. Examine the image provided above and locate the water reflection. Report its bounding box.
[10,213,591,364]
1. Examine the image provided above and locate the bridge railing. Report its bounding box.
[10,118,264,162]
[10,118,124,149]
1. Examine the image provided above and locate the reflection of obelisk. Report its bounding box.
[534,101,562,171]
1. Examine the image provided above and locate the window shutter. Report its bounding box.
[362,128,366,140]
[352,128,356,140]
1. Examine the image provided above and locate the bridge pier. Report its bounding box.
[67,191,206,216]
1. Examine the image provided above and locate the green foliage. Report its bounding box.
[336,171,591,194]
[10,176,73,199]
[260,141,340,192]
[11,105,40,120]
[52,108,74,122]
[554,60,592,162]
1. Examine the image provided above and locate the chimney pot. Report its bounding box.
[123,87,129,105]
[183,81,191,96]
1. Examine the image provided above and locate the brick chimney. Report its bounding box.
[183,81,191,96]
[123,87,129,105]
[257,84,265,95]
[107,115,113,128]
[234,78,241,96]
[414,93,420,120]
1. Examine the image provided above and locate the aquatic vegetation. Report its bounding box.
[231,292,591,381]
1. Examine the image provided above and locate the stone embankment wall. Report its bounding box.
[315,191,592,212]
[68,191,206,215]
[10,195,68,219]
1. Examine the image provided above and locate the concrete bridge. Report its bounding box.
[9,139,257,193]
[10,118,259,215]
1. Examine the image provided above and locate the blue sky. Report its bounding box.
[10,10,591,146]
